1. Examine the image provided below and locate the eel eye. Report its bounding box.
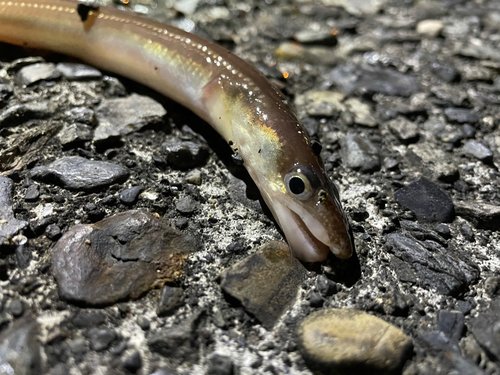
[285,172,313,200]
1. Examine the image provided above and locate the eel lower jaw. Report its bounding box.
[273,202,334,262]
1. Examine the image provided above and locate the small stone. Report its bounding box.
[437,310,464,343]
[63,107,96,125]
[454,201,500,230]
[431,85,467,106]
[344,98,378,127]
[8,300,24,317]
[431,62,460,83]
[297,308,412,375]
[463,140,493,163]
[0,101,58,127]
[51,210,194,305]
[58,123,93,146]
[484,277,500,296]
[435,224,452,239]
[276,42,340,66]
[94,94,167,143]
[136,316,150,330]
[119,186,144,204]
[163,140,209,170]
[316,275,337,297]
[30,156,129,191]
[388,117,419,144]
[295,90,345,117]
[444,107,479,124]
[55,63,103,81]
[175,197,198,215]
[416,20,444,38]
[207,354,234,375]
[460,222,475,242]
[293,29,338,46]
[470,300,500,363]
[0,318,41,374]
[123,350,142,373]
[88,328,115,351]
[45,224,62,240]
[0,177,28,247]
[72,312,106,328]
[15,63,61,86]
[220,241,307,329]
[340,135,381,173]
[175,217,189,229]
[326,0,387,16]
[185,170,202,185]
[394,177,455,223]
[67,338,88,354]
[157,286,184,317]
[308,292,324,307]
[24,184,40,202]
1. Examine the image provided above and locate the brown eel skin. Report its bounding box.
[0,0,353,262]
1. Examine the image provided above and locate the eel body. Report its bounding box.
[0,0,353,262]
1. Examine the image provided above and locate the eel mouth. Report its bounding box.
[289,210,331,261]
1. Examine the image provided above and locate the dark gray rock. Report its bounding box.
[67,338,88,355]
[394,178,455,223]
[316,274,337,297]
[470,299,500,364]
[63,107,96,125]
[55,63,103,81]
[0,318,41,375]
[207,354,234,375]
[0,177,28,247]
[340,135,381,173]
[220,241,307,329]
[157,286,184,317]
[88,328,115,351]
[7,300,24,317]
[15,63,61,86]
[94,94,166,142]
[30,156,129,191]
[438,310,464,343]
[444,107,479,124]
[72,312,106,328]
[57,123,94,146]
[119,186,144,204]
[328,65,419,97]
[163,140,210,170]
[0,101,58,128]
[388,117,419,144]
[123,350,142,373]
[435,224,452,239]
[24,184,40,202]
[175,197,198,215]
[386,233,479,296]
[463,140,493,163]
[45,224,62,240]
[454,201,500,230]
[51,210,195,305]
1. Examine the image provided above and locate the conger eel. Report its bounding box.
[0,0,353,262]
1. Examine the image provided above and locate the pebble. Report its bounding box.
[119,186,144,204]
[386,233,479,296]
[24,184,40,202]
[326,0,387,16]
[462,140,493,163]
[394,177,455,223]
[67,337,88,354]
[94,94,166,143]
[175,197,199,215]
[455,201,500,230]
[123,350,143,373]
[460,222,475,242]
[55,62,103,81]
[0,318,41,375]
[207,354,234,375]
[340,135,381,173]
[88,328,115,351]
[0,177,28,247]
[435,223,452,239]
[316,274,337,297]
[8,299,24,317]
[297,308,412,375]
[163,140,210,170]
[15,63,61,86]
[416,20,444,38]
[293,29,338,46]
[444,107,479,124]
[276,42,340,66]
[136,316,150,330]
[57,123,94,146]
[295,90,345,117]
[0,100,58,127]
[431,85,467,106]
[185,170,202,185]
[45,224,62,240]
[344,98,378,127]
[388,117,419,144]
[437,310,464,343]
[51,210,195,305]
[63,107,96,125]
[72,312,106,328]
[431,61,460,83]
[470,300,500,363]
[220,241,307,329]
[157,286,185,317]
[30,156,129,191]
[406,143,459,182]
